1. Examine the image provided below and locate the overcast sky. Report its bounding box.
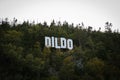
[0,0,120,31]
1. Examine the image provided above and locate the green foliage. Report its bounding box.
[0,19,120,80]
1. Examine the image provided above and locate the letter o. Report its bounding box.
[67,39,73,50]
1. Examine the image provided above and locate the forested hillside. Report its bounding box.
[0,18,120,80]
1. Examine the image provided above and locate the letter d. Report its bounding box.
[45,36,51,47]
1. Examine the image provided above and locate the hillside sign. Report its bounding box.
[45,36,73,50]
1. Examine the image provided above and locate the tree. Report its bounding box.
[105,22,112,32]
[85,57,105,80]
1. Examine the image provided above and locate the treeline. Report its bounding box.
[0,18,120,80]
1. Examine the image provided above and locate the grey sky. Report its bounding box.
[0,0,120,31]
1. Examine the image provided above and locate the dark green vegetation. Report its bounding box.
[0,18,120,80]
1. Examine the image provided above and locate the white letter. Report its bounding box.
[51,36,55,47]
[61,37,66,48]
[55,37,60,49]
[67,39,73,50]
[45,36,51,47]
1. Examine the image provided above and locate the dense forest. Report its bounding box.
[0,18,120,80]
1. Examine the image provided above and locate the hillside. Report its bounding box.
[0,19,120,80]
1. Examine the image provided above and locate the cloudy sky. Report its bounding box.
[0,0,120,31]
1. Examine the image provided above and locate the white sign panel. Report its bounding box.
[45,36,73,50]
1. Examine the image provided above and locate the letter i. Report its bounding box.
[51,36,55,47]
